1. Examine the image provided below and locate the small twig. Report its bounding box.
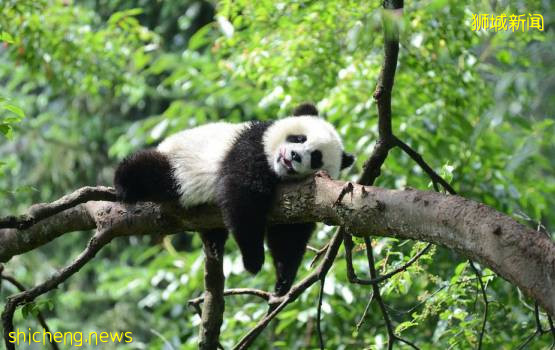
[188,288,272,306]
[549,315,555,343]
[534,303,544,334]
[0,186,117,229]
[309,242,330,268]
[149,328,176,350]
[2,228,113,350]
[384,274,496,316]
[365,237,419,350]
[333,182,354,207]
[355,290,374,332]
[394,137,456,195]
[516,303,552,350]
[345,234,431,285]
[537,221,551,239]
[316,277,325,350]
[306,245,320,253]
[469,261,489,350]
[191,302,203,318]
[364,237,395,350]
[517,330,541,350]
[398,337,421,350]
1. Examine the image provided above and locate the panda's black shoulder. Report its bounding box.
[230,121,273,150]
[218,121,277,191]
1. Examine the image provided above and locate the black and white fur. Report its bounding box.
[114,103,354,295]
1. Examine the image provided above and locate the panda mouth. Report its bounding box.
[278,149,297,174]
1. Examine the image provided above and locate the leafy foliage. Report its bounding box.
[0,0,553,349]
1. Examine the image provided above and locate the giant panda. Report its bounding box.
[114,103,354,295]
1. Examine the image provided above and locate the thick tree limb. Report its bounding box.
[1,177,554,316]
[0,200,183,262]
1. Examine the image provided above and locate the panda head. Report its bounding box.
[263,103,355,179]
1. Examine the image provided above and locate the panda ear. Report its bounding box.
[341,152,355,170]
[292,102,319,117]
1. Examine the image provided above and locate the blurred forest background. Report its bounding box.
[0,0,554,349]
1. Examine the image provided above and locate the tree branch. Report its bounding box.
[364,237,396,350]
[198,230,227,350]
[1,178,554,316]
[394,136,457,194]
[187,288,272,306]
[469,261,489,350]
[0,186,116,229]
[345,238,432,285]
[316,276,326,350]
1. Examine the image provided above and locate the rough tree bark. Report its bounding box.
[198,230,227,350]
[1,176,554,316]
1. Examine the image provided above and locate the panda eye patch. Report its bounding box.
[310,150,323,169]
[286,134,307,143]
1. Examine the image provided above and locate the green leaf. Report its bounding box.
[0,124,11,137]
[1,31,14,43]
[2,104,25,119]
[21,303,36,320]
[451,262,468,283]
[108,8,143,25]
[13,185,38,194]
[188,24,212,51]
[133,48,151,70]
[427,0,448,11]
[395,320,418,334]
[39,299,55,311]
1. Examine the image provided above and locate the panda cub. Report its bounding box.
[114,103,354,295]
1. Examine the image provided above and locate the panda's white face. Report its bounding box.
[264,116,353,179]
[272,134,338,178]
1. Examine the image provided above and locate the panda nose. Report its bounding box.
[291,151,302,163]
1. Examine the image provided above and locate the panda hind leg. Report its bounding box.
[266,223,316,296]
[114,149,179,203]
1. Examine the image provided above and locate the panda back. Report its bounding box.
[157,122,249,207]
